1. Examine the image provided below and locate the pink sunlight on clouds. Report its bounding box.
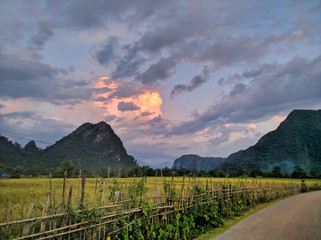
[94,76,163,120]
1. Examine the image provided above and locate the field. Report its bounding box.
[1,176,321,239]
[1,176,321,222]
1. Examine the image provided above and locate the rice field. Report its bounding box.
[1,176,320,223]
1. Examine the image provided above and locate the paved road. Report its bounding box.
[213,191,321,240]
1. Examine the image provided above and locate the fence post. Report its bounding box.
[80,174,86,209]
[62,170,67,204]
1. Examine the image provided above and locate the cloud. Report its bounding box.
[94,36,118,65]
[141,111,152,117]
[28,21,54,50]
[171,66,209,97]
[170,55,321,135]
[117,101,140,112]
[0,111,75,148]
[0,50,92,105]
[111,46,145,79]
[0,103,4,109]
[104,114,117,122]
[135,57,176,85]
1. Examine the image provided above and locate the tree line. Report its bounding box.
[2,158,320,179]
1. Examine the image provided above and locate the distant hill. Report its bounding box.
[0,121,137,174]
[172,154,225,171]
[222,110,321,174]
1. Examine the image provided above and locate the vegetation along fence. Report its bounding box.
[1,172,321,240]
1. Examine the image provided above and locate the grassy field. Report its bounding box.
[1,176,320,223]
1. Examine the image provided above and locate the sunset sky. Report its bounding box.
[0,0,321,167]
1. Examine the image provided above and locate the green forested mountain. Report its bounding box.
[0,122,136,175]
[222,110,321,174]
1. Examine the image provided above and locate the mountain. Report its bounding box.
[222,110,321,174]
[0,121,137,174]
[172,154,225,171]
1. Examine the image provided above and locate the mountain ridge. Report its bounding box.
[222,109,321,174]
[0,121,137,174]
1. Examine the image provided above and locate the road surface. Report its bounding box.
[213,191,321,240]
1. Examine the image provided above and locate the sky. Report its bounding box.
[0,0,321,168]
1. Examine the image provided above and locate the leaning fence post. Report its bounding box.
[40,193,50,232]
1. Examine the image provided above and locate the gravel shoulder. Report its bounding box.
[212,191,321,240]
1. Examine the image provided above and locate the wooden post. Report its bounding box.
[80,174,86,208]
[78,170,82,200]
[68,185,73,206]
[22,204,34,236]
[102,180,106,205]
[94,174,98,205]
[40,193,50,232]
[49,172,52,213]
[106,166,110,204]
[62,170,67,204]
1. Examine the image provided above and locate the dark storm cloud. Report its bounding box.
[136,57,176,85]
[169,55,321,135]
[95,36,118,65]
[117,101,140,112]
[171,66,209,97]
[0,51,92,105]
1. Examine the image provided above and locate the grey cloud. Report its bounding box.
[219,64,277,86]
[242,69,263,79]
[218,74,242,86]
[141,111,152,117]
[0,111,75,148]
[93,87,112,94]
[54,0,175,30]
[170,55,321,135]
[229,83,247,97]
[28,21,54,50]
[171,66,209,97]
[111,45,145,79]
[0,103,4,109]
[117,101,140,112]
[95,36,118,65]
[94,97,108,102]
[104,115,117,122]
[136,57,176,85]
[0,51,92,104]
[107,82,145,100]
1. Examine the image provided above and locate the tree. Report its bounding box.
[291,165,306,178]
[53,159,76,177]
[272,166,283,178]
[249,168,263,178]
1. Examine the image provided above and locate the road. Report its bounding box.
[213,191,321,240]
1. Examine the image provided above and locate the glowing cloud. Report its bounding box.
[133,92,162,117]
[93,76,163,120]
